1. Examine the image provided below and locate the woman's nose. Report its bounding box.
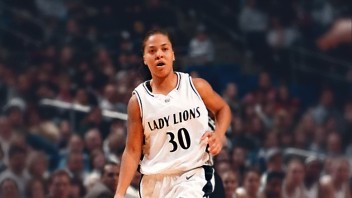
[155,49,163,59]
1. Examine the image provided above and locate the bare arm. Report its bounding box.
[193,78,231,155]
[115,95,143,197]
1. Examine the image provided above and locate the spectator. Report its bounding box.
[79,107,109,138]
[84,128,103,155]
[65,151,87,181]
[328,158,351,198]
[0,145,28,198]
[4,98,26,131]
[59,135,90,172]
[215,160,232,178]
[274,84,299,114]
[25,178,46,198]
[69,177,86,198]
[57,120,73,150]
[230,116,257,151]
[230,146,247,178]
[220,170,242,198]
[326,132,343,156]
[238,0,269,65]
[89,149,106,175]
[84,149,106,187]
[99,83,119,111]
[309,126,326,154]
[73,88,91,106]
[56,76,74,103]
[303,157,323,198]
[246,71,276,106]
[103,125,126,160]
[292,129,307,149]
[258,131,279,162]
[0,116,13,165]
[222,82,240,113]
[267,17,299,49]
[0,178,20,198]
[237,169,261,198]
[239,0,268,33]
[260,148,283,189]
[188,25,215,65]
[26,151,49,180]
[215,148,231,163]
[310,88,343,128]
[47,170,71,198]
[85,161,117,198]
[282,159,305,198]
[260,171,284,198]
[85,161,137,198]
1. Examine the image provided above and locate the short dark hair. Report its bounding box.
[142,28,173,53]
[48,169,71,186]
[266,171,285,183]
[243,167,261,180]
[8,145,26,158]
[0,178,18,190]
[101,161,119,177]
[25,178,46,198]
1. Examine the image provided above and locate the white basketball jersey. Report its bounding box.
[133,72,211,175]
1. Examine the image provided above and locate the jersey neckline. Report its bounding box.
[143,72,182,97]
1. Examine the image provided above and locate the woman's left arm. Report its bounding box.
[193,78,232,155]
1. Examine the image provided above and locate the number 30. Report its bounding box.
[166,128,191,152]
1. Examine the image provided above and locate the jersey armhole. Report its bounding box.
[188,75,202,100]
[133,90,143,119]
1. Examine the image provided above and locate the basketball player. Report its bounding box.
[114,29,231,198]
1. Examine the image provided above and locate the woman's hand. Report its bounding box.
[201,131,224,155]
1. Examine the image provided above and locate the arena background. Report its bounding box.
[0,0,351,197]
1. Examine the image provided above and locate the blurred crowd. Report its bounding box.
[0,0,351,198]
[215,71,352,198]
[236,0,352,77]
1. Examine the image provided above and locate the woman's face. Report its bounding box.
[244,172,260,195]
[222,171,238,198]
[30,181,45,198]
[1,180,19,198]
[143,33,175,78]
[31,158,47,176]
[93,152,106,169]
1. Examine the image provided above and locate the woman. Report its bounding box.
[25,178,46,198]
[237,169,261,198]
[221,170,242,198]
[0,178,20,198]
[115,29,231,197]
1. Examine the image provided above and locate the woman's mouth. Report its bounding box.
[157,62,165,67]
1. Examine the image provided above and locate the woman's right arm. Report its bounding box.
[115,95,143,197]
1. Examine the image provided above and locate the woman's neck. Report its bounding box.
[151,72,177,94]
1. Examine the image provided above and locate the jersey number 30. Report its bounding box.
[166,128,191,152]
